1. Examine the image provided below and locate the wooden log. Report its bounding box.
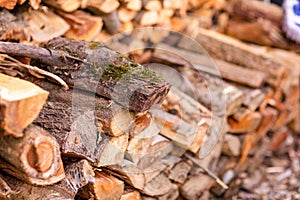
[135,11,159,26]
[23,9,70,42]
[81,0,120,14]
[107,161,145,190]
[214,59,266,88]
[58,10,103,41]
[168,160,192,184]
[228,112,262,133]
[157,184,179,200]
[143,173,172,196]
[0,38,171,112]
[0,173,73,199]
[226,19,289,49]
[0,73,48,137]
[121,189,142,200]
[101,11,121,34]
[126,118,160,164]
[0,174,14,199]
[0,9,29,41]
[0,125,65,186]
[188,27,287,85]
[143,0,162,11]
[180,173,214,200]
[58,159,95,198]
[118,7,137,22]
[231,0,283,27]
[43,0,81,12]
[34,84,130,167]
[136,134,173,169]
[78,171,124,200]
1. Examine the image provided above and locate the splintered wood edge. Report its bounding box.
[0,73,49,137]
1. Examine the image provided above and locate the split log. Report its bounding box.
[136,134,173,169]
[126,118,160,164]
[124,0,142,11]
[0,174,72,200]
[58,10,103,41]
[57,159,95,198]
[78,171,124,200]
[180,173,214,200]
[0,73,48,137]
[43,0,81,12]
[135,11,159,26]
[81,0,120,14]
[121,189,141,200]
[228,112,262,133]
[0,0,17,9]
[143,161,166,183]
[157,184,179,200]
[188,27,287,85]
[0,125,65,186]
[222,134,241,157]
[231,0,283,27]
[214,59,266,88]
[168,160,192,184]
[143,173,172,196]
[143,0,162,11]
[0,174,14,199]
[226,19,289,49]
[34,82,130,166]
[101,11,121,34]
[0,9,29,41]
[118,7,137,22]
[23,9,70,42]
[107,161,145,190]
[0,38,171,112]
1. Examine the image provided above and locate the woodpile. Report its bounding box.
[0,0,299,199]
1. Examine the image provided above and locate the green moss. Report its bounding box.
[88,41,105,49]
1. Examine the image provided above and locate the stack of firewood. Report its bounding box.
[0,0,299,199]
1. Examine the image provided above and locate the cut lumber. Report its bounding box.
[0,125,65,186]
[0,73,48,137]
[0,9,29,41]
[58,10,103,41]
[0,38,171,112]
[23,9,70,42]
[231,0,283,26]
[228,112,262,133]
[78,170,124,200]
[43,0,81,12]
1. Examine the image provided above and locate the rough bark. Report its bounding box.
[0,125,65,186]
[0,38,171,112]
[0,73,49,137]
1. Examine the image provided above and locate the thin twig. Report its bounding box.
[185,153,229,190]
[0,54,69,90]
